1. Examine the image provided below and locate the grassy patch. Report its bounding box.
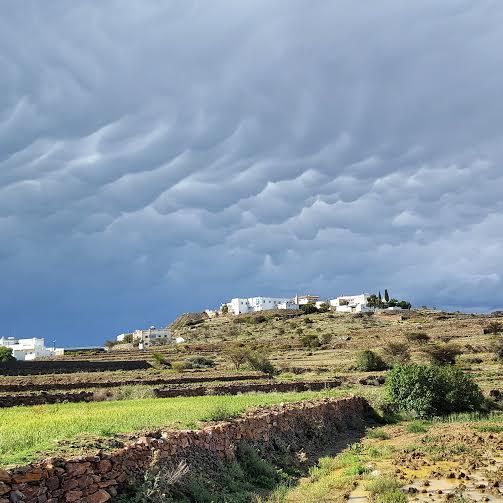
[0,389,348,467]
[406,420,430,433]
[472,424,503,433]
[366,428,390,440]
[365,477,405,502]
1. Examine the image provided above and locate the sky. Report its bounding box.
[1,1,503,347]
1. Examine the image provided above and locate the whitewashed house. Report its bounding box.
[226,296,299,315]
[330,294,372,313]
[294,295,320,305]
[132,326,172,348]
[0,337,64,361]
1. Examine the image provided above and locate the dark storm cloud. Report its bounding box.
[1,0,503,344]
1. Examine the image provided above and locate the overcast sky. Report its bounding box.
[1,1,503,346]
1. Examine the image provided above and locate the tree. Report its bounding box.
[227,344,251,370]
[299,304,318,314]
[399,300,412,310]
[367,295,380,310]
[378,291,382,302]
[384,289,390,303]
[0,347,15,363]
[221,304,229,315]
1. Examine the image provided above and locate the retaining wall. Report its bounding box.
[0,396,372,502]
[0,379,342,408]
[0,361,151,376]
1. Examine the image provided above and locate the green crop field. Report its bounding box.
[0,389,349,467]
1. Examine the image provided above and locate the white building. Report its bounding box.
[329,294,372,313]
[0,337,64,361]
[294,295,320,305]
[132,326,172,348]
[226,297,299,315]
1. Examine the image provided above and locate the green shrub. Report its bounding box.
[405,332,430,344]
[300,304,318,314]
[236,443,278,489]
[151,352,170,367]
[246,351,277,377]
[386,364,485,418]
[172,361,187,372]
[185,356,215,368]
[483,321,503,334]
[495,339,503,362]
[355,350,388,371]
[0,347,15,363]
[204,405,239,422]
[423,343,461,365]
[301,333,321,349]
[318,303,330,313]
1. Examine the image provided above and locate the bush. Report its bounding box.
[172,361,187,372]
[405,332,430,344]
[236,443,278,489]
[495,339,503,362]
[151,352,170,367]
[300,333,321,349]
[384,342,410,364]
[423,343,461,365]
[355,350,388,371]
[318,302,330,313]
[204,405,239,422]
[185,356,215,369]
[0,347,15,363]
[246,351,277,377]
[484,321,503,334]
[386,364,485,418]
[299,304,318,314]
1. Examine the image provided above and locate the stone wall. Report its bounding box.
[0,379,342,408]
[0,361,151,376]
[0,396,372,502]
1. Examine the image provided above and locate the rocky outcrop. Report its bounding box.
[0,396,372,502]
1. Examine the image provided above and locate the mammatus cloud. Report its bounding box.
[1,1,502,345]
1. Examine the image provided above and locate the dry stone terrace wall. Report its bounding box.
[0,361,151,376]
[0,396,373,503]
[0,372,265,393]
[0,379,343,408]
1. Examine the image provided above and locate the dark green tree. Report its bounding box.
[384,289,390,302]
[0,347,15,362]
